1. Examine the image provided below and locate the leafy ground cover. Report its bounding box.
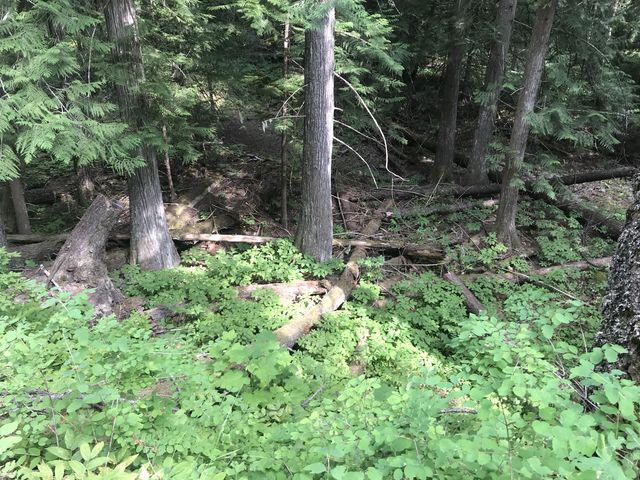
[1,205,639,479]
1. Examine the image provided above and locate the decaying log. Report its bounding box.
[352,167,636,201]
[596,175,640,379]
[443,271,485,315]
[461,256,611,284]
[275,200,393,348]
[8,240,64,270]
[237,280,333,302]
[338,191,361,232]
[394,199,498,219]
[48,195,125,315]
[534,180,624,239]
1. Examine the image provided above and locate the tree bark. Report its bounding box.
[444,271,485,315]
[48,194,125,315]
[596,175,640,379]
[102,0,179,270]
[465,0,517,185]
[76,164,95,207]
[281,20,291,230]
[0,209,6,249]
[295,1,335,262]
[10,178,31,234]
[495,0,557,249]
[431,0,470,183]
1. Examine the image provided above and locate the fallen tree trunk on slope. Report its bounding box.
[394,199,498,219]
[7,232,446,262]
[237,280,333,302]
[443,271,485,315]
[47,195,125,316]
[461,256,611,284]
[8,239,64,270]
[352,167,636,201]
[275,200,393,348]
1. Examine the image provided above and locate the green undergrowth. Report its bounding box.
[1,242,639,479]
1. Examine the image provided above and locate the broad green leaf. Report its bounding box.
[46,446,71,460]
[0,420,20,436]
[0,435,22,454]
[305,463,326,474]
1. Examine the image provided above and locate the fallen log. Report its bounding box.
[352,167,636,201]
[47,195,125,316]
[394,199,498,219]
[237,280,333,302]
[443,271,485,315]
[275,200,393,348]
[8,240,64,270]
[462,256,611,284]
[6,232,446,261]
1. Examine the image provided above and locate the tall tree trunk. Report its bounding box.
[495,0,557,249]
[0,209,6,248]
[102,0,179,270]
[295,1,335,262]
[596,175,640,379]
[464,0,517,185]
[9,178,31,234]
[430,0,470,183]
[281,19,291,230]
[0,184,16,234]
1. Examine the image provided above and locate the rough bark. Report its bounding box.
[76,164,95,207]
[596,175,640,379]
[102,0,179,270]
[431,0,470,183]
[48,195,125,315]
[0,210,6,248]
[1,183,16,232]
[277,200,392,348]
[295,1,335,262]
[495,0,557,249]
[465,0,517,185]
[281,20,291,230]
[394,199,498,219]
[8,240,63,270]
[10,178,31,234]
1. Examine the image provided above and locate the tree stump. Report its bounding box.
[48,194,125,316]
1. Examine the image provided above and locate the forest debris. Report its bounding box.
[461,256,611,284]
[47,195,125,316]
[394,199,498,219]
[7,239,64,270]
[443,271,485,315]
[338,191,361,231]
[237,280,333,302]
[275,200,393,348]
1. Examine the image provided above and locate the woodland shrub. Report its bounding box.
[0,246,639,479]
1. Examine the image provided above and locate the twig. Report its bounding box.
[301,385,325,407]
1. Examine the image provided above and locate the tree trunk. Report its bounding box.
[0,210,6,248]
[0,183,16,234]
[495,0,557,249]
[102,0,179,270]
[76,163,95,207]
[48,194,125,315]
[596,175,640,379]
[295,1,335,262]
[430,0,470,183]
[281,20,291,230]
[161,124,177,203]
[464,0,517,185]
[10,178,31,234]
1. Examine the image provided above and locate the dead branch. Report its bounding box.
[275,200,393,348]
[443,271,485,315]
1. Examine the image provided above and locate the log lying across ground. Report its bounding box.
[237,280,333,302]
[443,271,485,315]
[352,167,636,201]
[275,200,393,348]
[461,256,611,284]
[8,232,446,262]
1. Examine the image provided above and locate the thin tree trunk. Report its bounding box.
[161,124,177,203]
[281,20,290,230]
[295,1,335,262]
[431,0,470,183]
[102,0,179,270]
[465,0,517,185]
[596,175,640,379]
[495,0,557,249]
[9,178,31,234]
